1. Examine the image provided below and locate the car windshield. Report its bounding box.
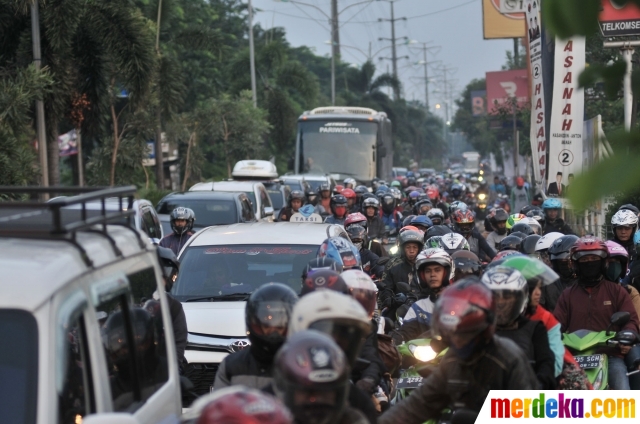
[171,244,318,300]
[157,199,238,227]
[267,190,284,209]
[298,121,378,182]
[304,180,324,192]
[0,310,38,424]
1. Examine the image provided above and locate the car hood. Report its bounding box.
[182,301,247,337]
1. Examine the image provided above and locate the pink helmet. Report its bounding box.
[605,240,629,275]
[344,212,367,229]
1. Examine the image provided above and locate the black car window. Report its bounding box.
[241,199,255,222]
[267,189,284,209]
[260,187,272,208]
[141,207,160,239]
[157,199,238,227]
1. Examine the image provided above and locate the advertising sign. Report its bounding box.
[483,0,526,39]
[471,90,487,116]
[526,0,546,187]
[599,0,640,37]
[500,0,527,13]
[547,37,586,197]
[485,70,529,113]
[58,129,78,157]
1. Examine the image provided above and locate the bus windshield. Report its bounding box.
[298,121,377,182]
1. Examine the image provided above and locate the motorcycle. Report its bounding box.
[562,311,636,389]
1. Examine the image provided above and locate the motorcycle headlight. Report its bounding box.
[478,193,486,201]
[409,344,437,362]
[390,245,399,255]
[478,176,484,182]
[593,368,604,390]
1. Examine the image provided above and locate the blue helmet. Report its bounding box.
[634,231,640,250]
[411,215,434,230]
[317,237,362,270]
[542,198,562,210]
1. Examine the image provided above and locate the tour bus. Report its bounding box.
[294,107,393,184]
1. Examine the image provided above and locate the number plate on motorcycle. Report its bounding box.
[574,354,604,369]
[396,376,424,389]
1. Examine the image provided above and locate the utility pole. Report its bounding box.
[422,44,429,110]
[30,0,48,189]
[155,0,164,189]
[331,0,340,60]
[378,0,406,100]
[513,38,519,67]
[249,0,258,108]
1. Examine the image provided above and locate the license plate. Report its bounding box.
[574,354,604,369]
[396,376,424,389]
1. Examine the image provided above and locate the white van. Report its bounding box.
[189,181,275,222]
[0,187,181,424]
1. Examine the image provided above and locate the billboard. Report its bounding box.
[600,0,640,37]
[485,69,529,114]
[483,0,526,39]
[471,90,487,116]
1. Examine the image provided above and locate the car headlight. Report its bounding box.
[409,344,437,362]
[478,193,487,200]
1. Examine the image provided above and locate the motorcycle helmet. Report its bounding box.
[416,248,454,291]
[193,386,293,424]
[301,269,349,296]
[307,188,318,205]
[449,200,468,216]
[452,209,475,237]
[402,214,417,228]
[362,197,380,215]
[520,235,542,256]
[414,199,433,215]
[605,240,629,282]
[548,234,579,279]
[341,269,378,319]
[318,183,331,196]
[410,215,434,233]
[273,331,350,424]
[333,184,344,195]
[408,190,421,205]
[246,283,299,360]
[535,232,564,252]
[438,233,471,255]
[343,178,356,189]
[522,217,542,235]
[288,190,306,208]
[542,198,563,221]
[329,194,348,218]
[431,277,496,359]
[499,235,523,252]
[510,222,534,236]
[354,185,368,202]
[390,180,402,189]
[506,213,526,231]
[481,266,528,326]
[390,188,403,201]
[341,188,356,204]
[344,212,367,229]
[317,237,362,270]
[426,187,440,202]
[399,229,425,259]
[288,291,370,367]
[635,230,640,252]
[492,250,524,262]
[170,206,195,235]
[525,208,545,227]
[451,250,481,281]
[345,225,368,251]
[380,193,396,215]
[611,209,639,232]
[570,237,608,286]
[490,208,510,236]
[509,231,528,240]
[499,256,559,292]
[450,183,463,199]
[520,205,536,215]
[619,204,640,215]
[427,208,445,226]
[302,257,344,281]
[425,225,454,244]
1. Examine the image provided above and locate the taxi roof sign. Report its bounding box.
[232,160,278,180]
[290,212,323,223]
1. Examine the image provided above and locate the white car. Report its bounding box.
[170,222,347,400]
[189,181,275,222]
[0,188,181,424]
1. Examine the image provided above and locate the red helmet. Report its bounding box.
[432,277,495,354]
[196,386,293,424]
[301,269,349,296]
[452,209,475,236]
[344,212,367,229]
[427,186,440,201]
[333,184,344,194]
[341,188,356,200]
[492,250,524,262]
[570,236,608,261]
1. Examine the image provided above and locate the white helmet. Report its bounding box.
[288,290,370,366]
[535,232,563,252]
[523,217,542,235]
[341,270,378,318]
[481,266,528,326]
[612,209,639,229]
[415,248,454,287]
[438,233,470,254]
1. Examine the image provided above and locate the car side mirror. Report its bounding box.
[83,414,141,424]
[264,206,274,217]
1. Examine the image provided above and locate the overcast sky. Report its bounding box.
[252,0,514,117]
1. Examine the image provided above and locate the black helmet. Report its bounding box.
[361,196,379,214]
[510,222,534,236]
[274,331,349,424]
[288,190,306,207]
[302,257,343,281]
[425,225,454,243]
[427,208,445,226]
[548,234,580,261]
[346,224,368,251]
[380,193,396,214]
[520,234,542,255]
[157,246,180,291]
[619,204,640,215]
[246,283,298,361]
[330,194,348,217]
[525,207,545,226]
[451,250,482,280]
[354,185,368,202]
[499,235,523,252]
[306,188,318,204]
[509,231,528,240]
[103,308,155,372]
[318,183,331,194]
[402,215,416,228]
[170,207,195,235]
[414,199,433,215]
[520,205,536,215]
[301,269,349,296]
[399,229,425,253]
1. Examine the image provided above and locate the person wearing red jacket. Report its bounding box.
[553,237,640,390]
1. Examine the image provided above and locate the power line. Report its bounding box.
[344,0,477,24]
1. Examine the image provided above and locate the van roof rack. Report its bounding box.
[0,186,141,266]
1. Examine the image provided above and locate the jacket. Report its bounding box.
[159,231,194,256]
[540,277,577,314]
[213,347,274,390]
[612,236,637,259]
[529,305,579,377]
[542,218,574,235]
[277,207,295,222]
[324,215,346,225]
[485,231,507,251]
[553,279,640,358]
[510,186,530,214]
[353,322,386,386]
[378,336,538,424]
[360,248,384,278]
[496,317,557,389]
[379,259,420,308]
[367,216,387,240]
[391,296,435,344]
[465,228,496,261]
[625,257,640,292]
[166,294,188,368]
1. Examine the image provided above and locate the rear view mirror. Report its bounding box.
[83,414,141,424]
[264,206,274,216]
[611,311,631,327]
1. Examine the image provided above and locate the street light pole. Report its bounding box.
[30,0,48,189]
[390,1,397,96]
[248,0,258,108]
[422,44,429,110]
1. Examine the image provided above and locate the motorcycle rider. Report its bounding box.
[540,234,579,313]
[625,232,640,292]
[451,250,482,282]
[344,177,357,190]
[380,192,403,239]
[378,278,538,424]
[346,225,384,278]
[278,190,306,222]
[451,209,496,261]
[482,266,557,389]
[509,177,530,214]
[362,197,387,241]
[342,188,359,214]
[271,331,369,424]
[426,208,446,226]
[213,283,298,389]
[160,207,196,255]
[553,236,640,390]
[324,194,349,225]
[485,208,510,250]
[391,248,454,344]
[610,208,638,258]
[354,186,368,211]
[379,230,425,319]
[541,198,574,235]
[344,212,386,257]
[318,183,332,216]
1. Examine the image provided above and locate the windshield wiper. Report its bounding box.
[330,171,355,176]
[184,293,252,302]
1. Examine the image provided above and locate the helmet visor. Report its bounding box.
[457,223,474,234]
[308,319,368,365]
[348,288,377,318]
[500,256,559,287]
[248,301,292,336]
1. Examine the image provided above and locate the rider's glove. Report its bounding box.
[355,377,377,395]
[394,292,408,306]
